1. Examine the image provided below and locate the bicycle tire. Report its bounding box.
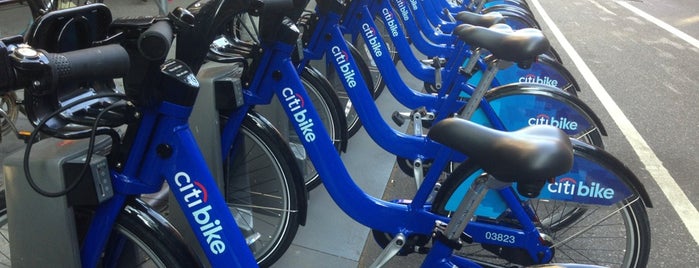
[431,162,651,268]
[222,112,304,267]
[0,191,200,267]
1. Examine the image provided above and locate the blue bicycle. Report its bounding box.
[209,0,651,266]
[0,0,650,267]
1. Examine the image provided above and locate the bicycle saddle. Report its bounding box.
[428,117,573,185]
[454,11,505,28]
[453,23,549,64]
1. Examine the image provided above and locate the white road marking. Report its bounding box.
[530,0,699,246]
[616,1,699,50]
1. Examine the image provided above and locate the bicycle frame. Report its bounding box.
[78,65,257,267]
[344,0,574,94]
[260,26,650,265]
[227,23,565,265]
[296,2,603,163]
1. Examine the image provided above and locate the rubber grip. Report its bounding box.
[138,20,173,61]
[48,44,130,83]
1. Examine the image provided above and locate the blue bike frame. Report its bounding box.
[233,26,561,266]
[298,2,603,163]
[79,75,258,267]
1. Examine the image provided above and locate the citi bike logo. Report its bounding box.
[519,74,559,87]
[175,172,226,254]
[331,46,358,89]
[547,177,615,200]
[528,114,578,131]
[382,8,400,37]
[282,87,316,142]
[409,0,418,10]
[395,0,410,21]
[361,23,383,57]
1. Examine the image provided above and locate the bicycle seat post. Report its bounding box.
[457,56,513,119]
[461,47,482,75]
[431,173,509,253]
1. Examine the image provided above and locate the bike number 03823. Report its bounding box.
[484,232,516,244]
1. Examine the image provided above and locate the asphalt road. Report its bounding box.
[531,0,699,266]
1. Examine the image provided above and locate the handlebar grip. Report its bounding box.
[47,44,130,82]
[138,20,173,61]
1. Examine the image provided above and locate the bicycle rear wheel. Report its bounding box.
[431,163,651,268]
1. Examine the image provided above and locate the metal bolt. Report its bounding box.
[156,144,173,158]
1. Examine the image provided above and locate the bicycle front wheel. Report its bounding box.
[0,192,199,267]
[431,163,651,268]
[98,199,201,268]
[222,112,304,267]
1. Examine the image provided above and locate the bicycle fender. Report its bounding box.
[565,139,653,208]
[121,198,203,267]
[246,111,309,225]
[442,141,652,218]
[475,83,607,137]
[538,54,581,92]
[492,55,581,95]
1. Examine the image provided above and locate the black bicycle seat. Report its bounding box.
[454,11,505,28]
[428,118,573,184]
[453,23,549,64]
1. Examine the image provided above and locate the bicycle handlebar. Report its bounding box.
[46,44,130,84]
[138,20,174,61]
[0,42,130,94]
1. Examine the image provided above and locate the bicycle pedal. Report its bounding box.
[391,111,410,127]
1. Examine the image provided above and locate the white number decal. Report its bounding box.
[484,232,515,244]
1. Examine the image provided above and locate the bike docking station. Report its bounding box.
[4,136,113,267]
[1,4,122,266]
